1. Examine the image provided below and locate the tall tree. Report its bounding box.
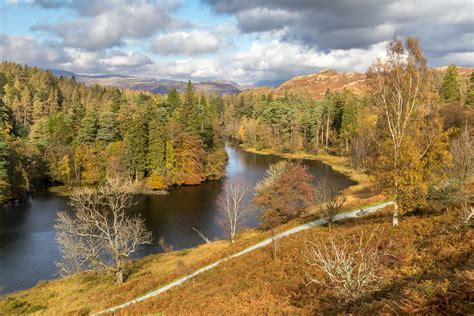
[180,81,200,133]
[466,72,474,107]
[122,115,148,181]
[440,65,460,103]
[96,112,118,143]
[368,37,449,226]
[76,112,98,144]
[0,134,10,201]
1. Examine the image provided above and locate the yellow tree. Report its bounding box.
[368,37,450,226]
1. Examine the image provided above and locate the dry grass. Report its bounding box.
[0,228,278,315]
[119,207,473,315]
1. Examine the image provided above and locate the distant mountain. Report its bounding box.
[254,79,288,88]
[50,69,76,77]
[75,75,243,95]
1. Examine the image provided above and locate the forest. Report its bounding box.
[0,62,227,202]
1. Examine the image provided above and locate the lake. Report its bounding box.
[0,144,354,295]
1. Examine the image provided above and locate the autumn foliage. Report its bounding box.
[254,161,315,229]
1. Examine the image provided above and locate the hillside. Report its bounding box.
[272,66,473,100]
[2,204,471,315]
[275,69,370,99]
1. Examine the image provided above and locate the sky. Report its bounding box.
[0,0,473,84]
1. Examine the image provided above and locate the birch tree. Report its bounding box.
[55,178,152,284]
[368,37,430,226]
[217,179,251,243]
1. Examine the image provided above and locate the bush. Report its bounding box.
[146,173,169,190]
[255,161,314,229]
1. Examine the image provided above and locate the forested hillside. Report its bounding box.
[0,62,227,202]
[222,65,474,170]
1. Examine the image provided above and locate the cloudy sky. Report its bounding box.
[0,0,473,84]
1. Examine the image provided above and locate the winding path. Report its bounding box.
[94,201,394,315]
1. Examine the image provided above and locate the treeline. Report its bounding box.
[0,62,227,202]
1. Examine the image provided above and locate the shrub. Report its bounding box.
[304,228,386,302]
[254,161,314,229]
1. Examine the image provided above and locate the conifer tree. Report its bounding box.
[466,72,474,107]
[96,112,118,143]
[76,112,98,144]
[147,117,166,174]
[32,95,45,122]
[440,65,460,103]
[122,116,148,180]
[180,81,200,133]
[167,88,181,113]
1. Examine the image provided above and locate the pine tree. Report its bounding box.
[340,92,358,154]
[466,72,474,107]
[167,88,181,113]
[147,117,166,174]
[76,112,98,144]
[29,118,50,148]
[97,112,118,143]
[180,81,200,133]
[440,65,460,103]
[122,116,148,180]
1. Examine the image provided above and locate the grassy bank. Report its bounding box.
[118,207,473,315]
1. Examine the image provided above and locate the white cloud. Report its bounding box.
[0,34,152,74]
[31,0,188,51]
[151,31,220,55]
[232,40,387,82]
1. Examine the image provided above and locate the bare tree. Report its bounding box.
[270,230,281,261]
[315,177,347,226]
[304,229,386,302]
[459,199,474,227]
[192,227,211,244]
[55,178,152,284]
[217,179,251,244]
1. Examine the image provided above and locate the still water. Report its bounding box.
[0,144,353,295]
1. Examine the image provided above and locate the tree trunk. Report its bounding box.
[392,202,399,226]
[116,268,124,284]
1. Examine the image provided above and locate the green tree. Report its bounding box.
[122,116,148,180]
[0,134,10,201]
[180,81,200,133]
[76,112,98,144]
[440,65,460,103]
[147,116,166,174]
[167,88,181,113]
[97,112,118,143]
[466,72,474,107]
[340,92,358,155]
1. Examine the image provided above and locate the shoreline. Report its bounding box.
[239,145,386,208]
